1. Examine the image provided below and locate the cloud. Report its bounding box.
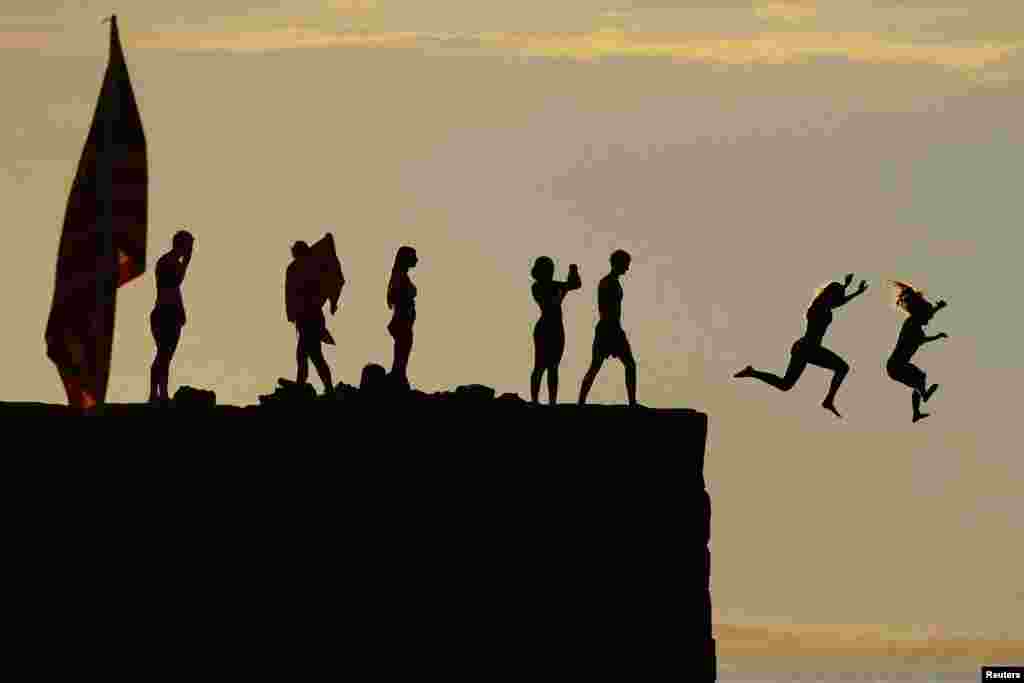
[130,26,421,52]
[754,1,818,25]
[0,30,49,49]
[499,29,1019,71]
[329,0,378,10]
[714,621,1024,657]
[115,24,1021,83]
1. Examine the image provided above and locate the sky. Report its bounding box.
[2,0,1022,665]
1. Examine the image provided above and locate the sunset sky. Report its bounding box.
[2,0,1022,665]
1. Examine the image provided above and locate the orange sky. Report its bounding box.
[2,1,1022,644]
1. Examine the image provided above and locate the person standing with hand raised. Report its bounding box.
[149,229,193,405]
[530,257,582,405]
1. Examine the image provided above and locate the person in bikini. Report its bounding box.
[149,229,193,404]
[734,273,868,418]
[886,281,948,423]
[530,256,582,405]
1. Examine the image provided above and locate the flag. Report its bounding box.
[311,232,345,314]
[44,15,147,410]
[310,233,345,345]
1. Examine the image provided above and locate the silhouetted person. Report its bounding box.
[530,257,582,405]
[286,241,334,396]
[149,229,193,404]
[578,250,638,407]
[887,281,948,423]
[387,246,418,390]
[734,273,868,418]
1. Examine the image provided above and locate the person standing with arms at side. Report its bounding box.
[149,229,193,405]
[387,246,418,390]
[578,249,638,407]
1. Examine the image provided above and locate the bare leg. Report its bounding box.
[159,354,171,401]
[162,327,182,401]
[151,340,180,402]
[889,362,926,395]
[912,391,929,423]
[391,330,413,387]
[530,366,544,404]
[623,355,637,407]
[547,365,559,406]
[805,346,849,418]
[296,339,309,386]
[889,362,937,414]
[309,346,334,395]
[578,351,605,406]
[735,353,807,392]
[150,357,162,403]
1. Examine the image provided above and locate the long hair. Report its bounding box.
[891,280,927,316]
[810,281,843,310]
[388,246,415,309]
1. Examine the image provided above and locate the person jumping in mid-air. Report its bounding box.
[578,249,638,407]
[530,256,582,405]
[734,273,868,418]
[886,281,948,423]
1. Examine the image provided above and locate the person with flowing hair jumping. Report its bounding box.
[886,281,948,423]
[734,273,868,418]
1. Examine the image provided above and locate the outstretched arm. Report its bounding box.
[932,299,948,314]
[923,332,949,343]
[836,279,869,306]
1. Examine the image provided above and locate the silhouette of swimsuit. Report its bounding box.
[150,252,186,348]
[532,277,578,365]
[886,317,926,386]
[388,276,416,336]
[594,320,629,359]
[593,277,630,359]
[789,301,832,364]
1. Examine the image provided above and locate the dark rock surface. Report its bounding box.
[2,391,715,680]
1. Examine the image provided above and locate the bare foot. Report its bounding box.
[822,401,842,418]
[922,384,939,403]
[913,412,930,423]
[733,365,754,379]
